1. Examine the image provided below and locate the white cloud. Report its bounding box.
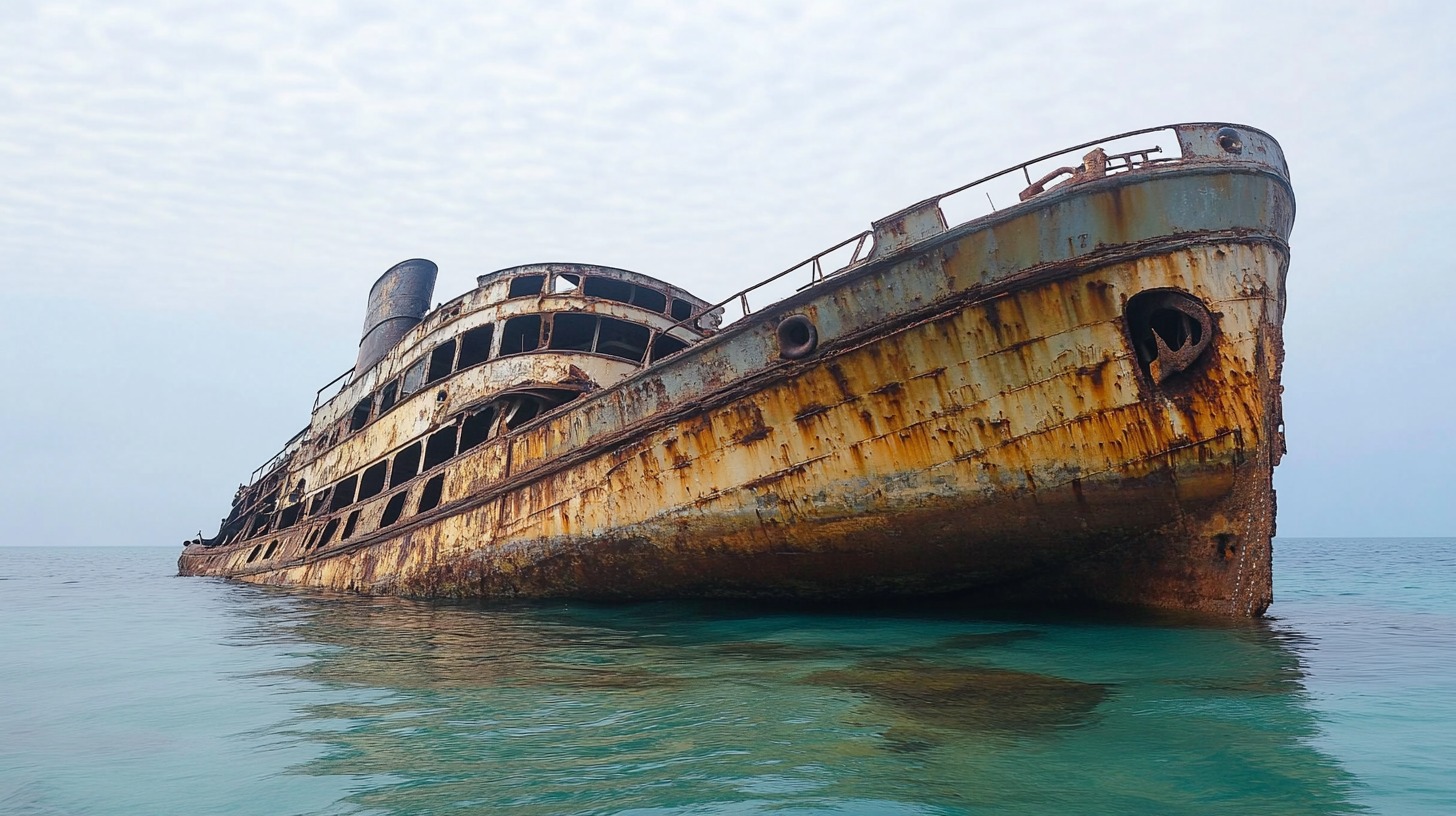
[0,0,1452,539]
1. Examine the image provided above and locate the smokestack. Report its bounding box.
[355,259,438,374]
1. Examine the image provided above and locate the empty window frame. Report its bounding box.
[671,299,694,322]
[582,276,667,312]
[248,513,272,537]
[551,272,580,294]
[330,474,358,511]
[401,358,427,396]
[504,399,542,431]
[380,493,407,528]
[508,274,545,298]
[459,407,498,453]
[500,315,542,356]
[342,510,360,540]
[650,334,689,363]
[633,286,667,313]
[426,339,458,384]
[548,313,597,352]
[423,426,458,470]
[542,315,649,362]
[278,503,303,530]
[262,540,279,559]
[349,397,372,431]
[417,474,445,513]
[305,526,322,550]
[308,488,332,516]
[457,324,494,369]
[318,517,341,549]
[357,461,388,501]
[378,380,400,413]
[390,442,422,487]
[583,275,633,305]
[595,317,650,363]
[246,544,263,563]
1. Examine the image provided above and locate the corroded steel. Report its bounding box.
[356,259,437,374]
[181,122,1294,618]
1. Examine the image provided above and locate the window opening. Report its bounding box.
[379,380,400,413]
[504,398,542,431]
[424,426,458,470]
[596,317,650,363]
[318,518,341,548]
[249,513,272,537]
[246,544,263,563]
[380,493,407,528]
[427,339,458,384]
[551,272,580,294]
[349,397,372,431]
[262,540,279,559]
[671,299,694,321]
[305,527,322,550]
[390,442,422,487]
[401,358,427,395]
[279,503,302,530]
[458,325,494,369]
[459,407,498,452]
[330,474,358,511]
[584,276,634,305]
[508,275,545,298]
[632,286,667,313]
[342,510,360,540]
[549,313,598,352]
[358,461,388,501]
[308,488,332,516]
[500,315,542,356]
[417,474,445,513]
[651,335,689,362]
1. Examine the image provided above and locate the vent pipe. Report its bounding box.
[355,259,437,374]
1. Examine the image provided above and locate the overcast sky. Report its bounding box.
[0,0,1451,548]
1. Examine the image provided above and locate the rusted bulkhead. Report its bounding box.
[181,123,1294,618]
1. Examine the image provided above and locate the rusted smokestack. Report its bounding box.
[355,259,437,374]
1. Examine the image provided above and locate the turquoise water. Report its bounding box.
[1,540,1452,815]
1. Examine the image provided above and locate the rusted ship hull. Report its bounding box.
[181,123,1292,617]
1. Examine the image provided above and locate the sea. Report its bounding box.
[1,539,1452,816]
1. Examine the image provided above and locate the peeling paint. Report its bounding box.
[181,123,1293,619]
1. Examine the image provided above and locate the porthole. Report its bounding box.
[776,314,819,360]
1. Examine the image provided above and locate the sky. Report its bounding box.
[0,0,1451,547]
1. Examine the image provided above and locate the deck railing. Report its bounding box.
[247,426,308,486]
[313,367,355,411]
[639,124,1185,364]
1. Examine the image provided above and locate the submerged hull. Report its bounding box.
[181,123,1292,617]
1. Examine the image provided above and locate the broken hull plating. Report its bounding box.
[181,131,1292,617]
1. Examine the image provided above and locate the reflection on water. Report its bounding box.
[229,593,1364,815]
[804,659,1109,738]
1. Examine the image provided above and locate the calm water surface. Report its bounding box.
[1,539,1452,815]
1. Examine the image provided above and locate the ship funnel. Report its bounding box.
[355,259,438,374]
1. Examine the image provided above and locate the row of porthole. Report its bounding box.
[243,472,446,566]
[232,404,495,548]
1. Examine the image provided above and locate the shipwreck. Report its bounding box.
[179,122,1294,618]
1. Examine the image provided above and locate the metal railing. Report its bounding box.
[248,427,308,486]
[313,366,355,411]
[638,124,1187,366]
